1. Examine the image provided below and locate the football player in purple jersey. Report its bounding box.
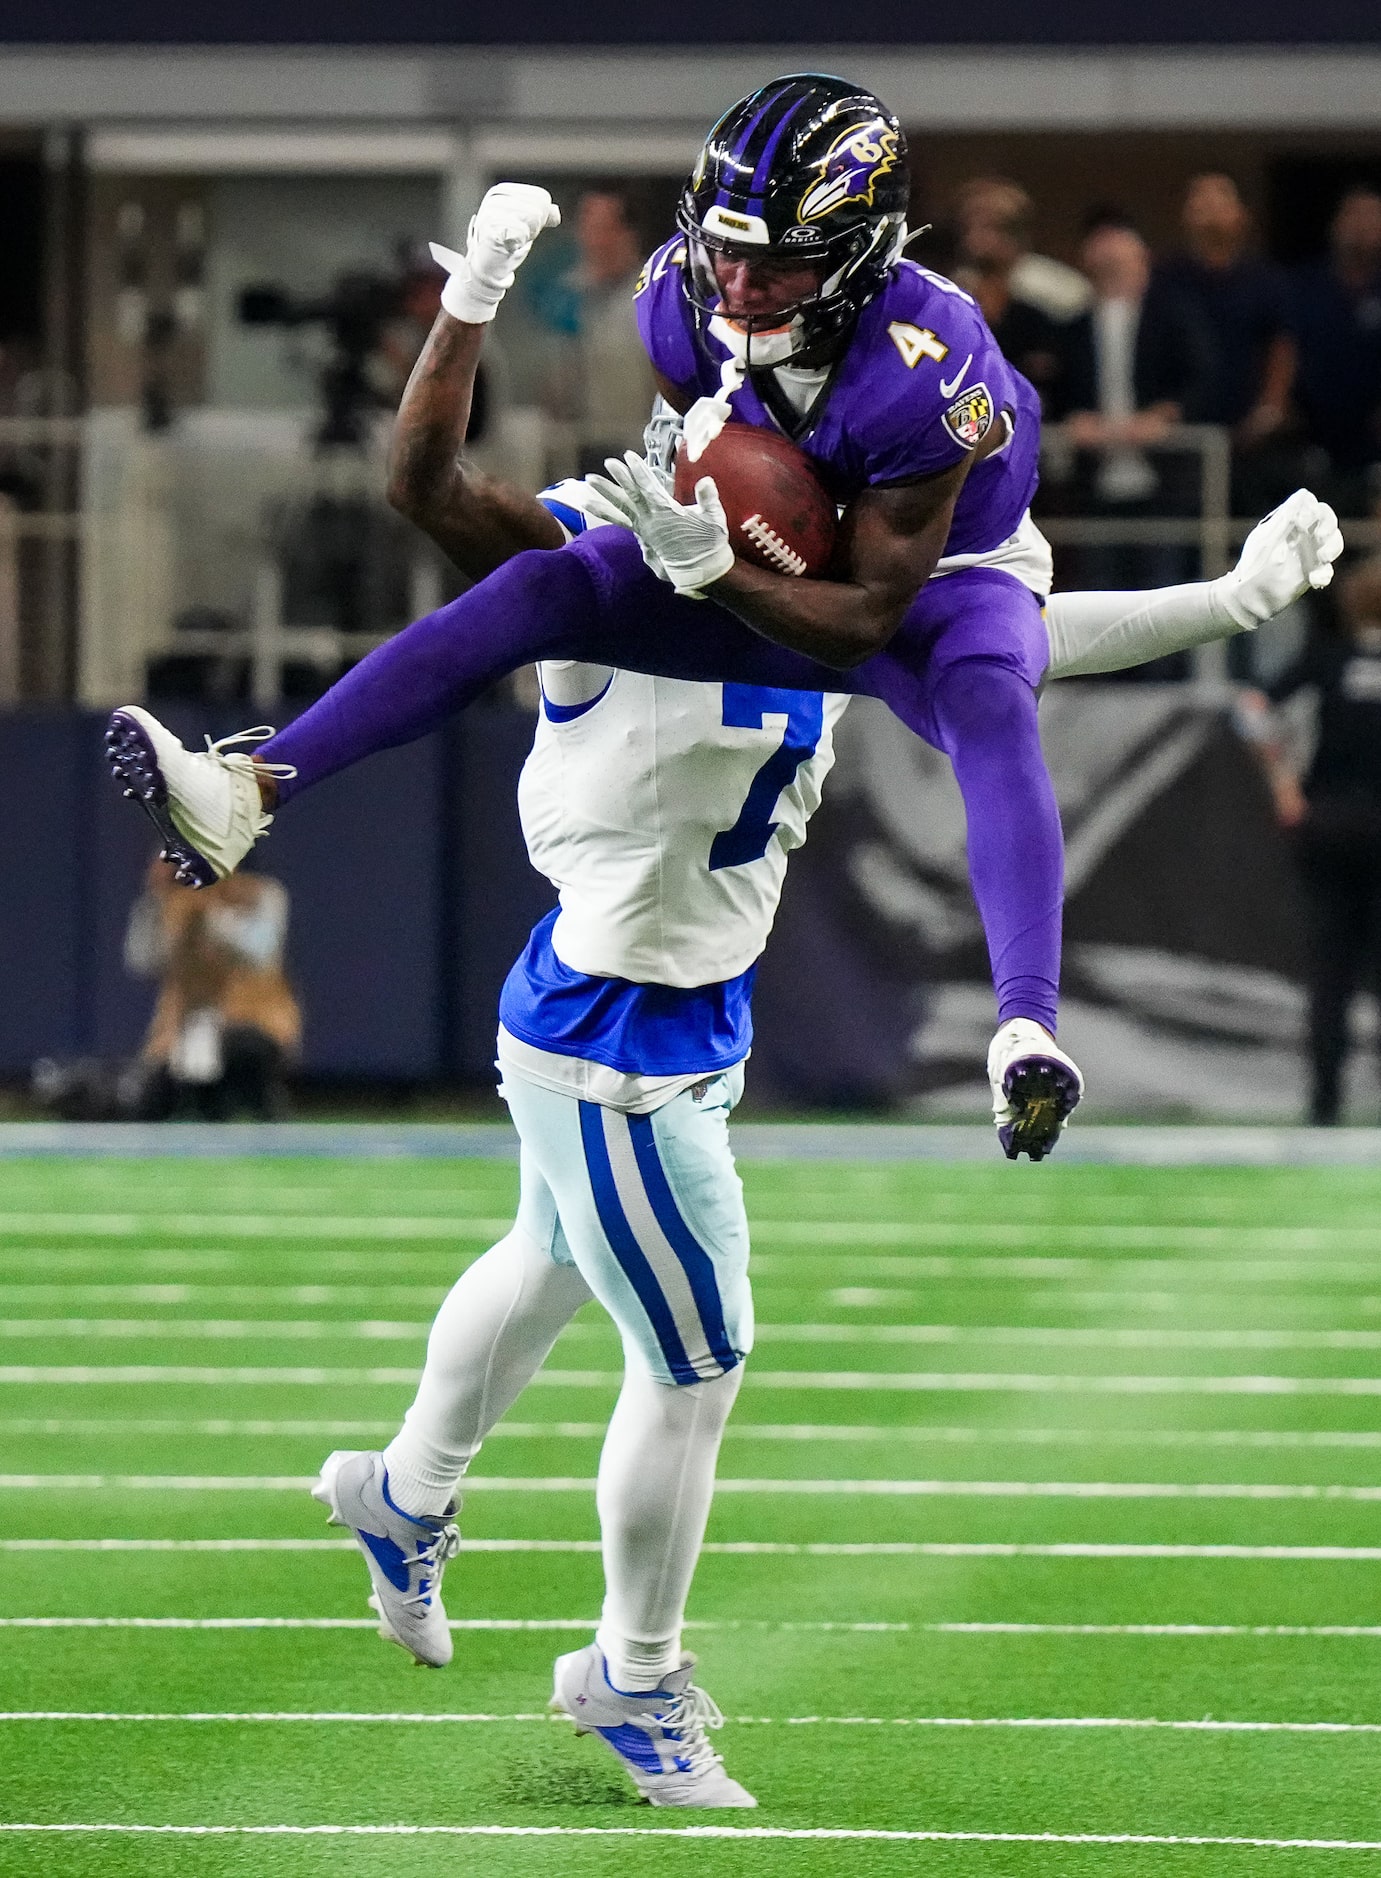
[105,76,1340,1160]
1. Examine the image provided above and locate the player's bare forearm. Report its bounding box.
[708,460,968,668]
[386,309,563,578]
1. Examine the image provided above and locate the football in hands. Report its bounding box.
[673,422,837,579]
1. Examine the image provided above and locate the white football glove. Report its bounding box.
[1214,489,1345,629]
[682,391,733,464]
[582,450,735,597]
[682,356,747,463]
[429,183,560,325]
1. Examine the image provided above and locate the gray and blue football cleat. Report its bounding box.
[312,1449,460,1668]
[988,1018,1084,1161]
[551,1642,757,1807]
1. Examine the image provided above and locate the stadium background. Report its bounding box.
[2,8,1381,1119]
[3,10,1381,1869]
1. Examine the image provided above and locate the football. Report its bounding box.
[673,422,837,579]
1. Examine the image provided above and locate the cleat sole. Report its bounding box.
[104,710,218,888]
[998,1059,1082,1162]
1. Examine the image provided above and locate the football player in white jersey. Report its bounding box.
[109,185,1341,1810]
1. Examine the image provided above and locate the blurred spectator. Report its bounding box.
[1238,556,1381,1123]
[1157,173,1298,511]
[1291,188,1381,517]
[541,190,656,472]
[1057,214,1215,613]
[124,861,300,1120]
[951,178,1068,410]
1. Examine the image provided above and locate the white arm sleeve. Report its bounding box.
[1043,582,1242,681]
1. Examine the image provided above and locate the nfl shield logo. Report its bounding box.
[941,383,995,451]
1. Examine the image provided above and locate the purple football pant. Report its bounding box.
[264,529,1061,1032]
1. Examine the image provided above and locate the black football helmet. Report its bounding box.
[677,73,909,363]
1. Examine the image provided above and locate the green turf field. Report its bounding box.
[3,1152,1381,1875]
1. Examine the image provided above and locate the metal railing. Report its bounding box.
[1039,422,1234,578]
[1,413,1379,709]
[1038,423,1379,682]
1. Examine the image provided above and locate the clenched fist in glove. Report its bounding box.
[1213,488,1345,629]
[583,451,736,598]
[429,183,560,326]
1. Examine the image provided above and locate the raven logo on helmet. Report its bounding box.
[797,122,901,226]
[675,74,910,365]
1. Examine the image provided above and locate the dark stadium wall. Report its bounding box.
[0,698,1313,1115]
[0,706,553,1088]
[4,0,1381,40]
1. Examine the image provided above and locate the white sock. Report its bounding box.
[382,1227,591,1516]
[1044,581,1239,680]
[594,1359,743,1691]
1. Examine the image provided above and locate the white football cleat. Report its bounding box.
[312,1449,460,1668]
[105,706,293,886]
[1215,488,1345,629]
[988,1018,1084,1161]
[551,1642,757,1808]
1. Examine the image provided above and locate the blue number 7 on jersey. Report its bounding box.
[709,685,826,872]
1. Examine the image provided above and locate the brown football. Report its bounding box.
[673,422,837,579]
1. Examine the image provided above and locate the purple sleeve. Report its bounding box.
[861,294,1018,488]
[633,238,700,397]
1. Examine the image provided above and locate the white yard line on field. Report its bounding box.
[13,1248,1381,1286]
[7,1538,1381,1558]
[13,1365,1381,1395]
[0,1287,446,1305]
[755,1254,1381,1280]
[4,1617,1381,1638]
[18,1318,1381,1352]
[7,1418,1381,1450]
[6,1214,1381,1251]
[5,1473,1381,1501]
[5,1711,1381,1735]
[4,1826,1381,1848]
[0,1216,512,1239]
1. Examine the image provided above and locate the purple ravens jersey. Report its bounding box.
[635,244,1040,560]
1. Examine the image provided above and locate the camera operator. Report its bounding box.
[124,857,301,1120]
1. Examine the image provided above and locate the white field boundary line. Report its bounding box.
[7,1474,1381,1502]
[8,1618,1381,1638]
[7,1711,1381,1737]
[9,1417,1381,1451]
[21,1319,1381,1352]
[16,1366,1381,1395]
[5,1826,1381,1849]
[7,1214,1381,1252]
[9,1538,1381,1559]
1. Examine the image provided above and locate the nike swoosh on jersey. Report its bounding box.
[939,354,974,399]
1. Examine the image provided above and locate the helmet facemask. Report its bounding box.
[680,211,903,369]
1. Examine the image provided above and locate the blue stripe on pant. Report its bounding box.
[578,1101,702,1385]
[578,1099,741,1386]
[626,1111,739,1376]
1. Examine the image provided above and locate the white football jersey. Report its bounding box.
[518,662,850,988]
